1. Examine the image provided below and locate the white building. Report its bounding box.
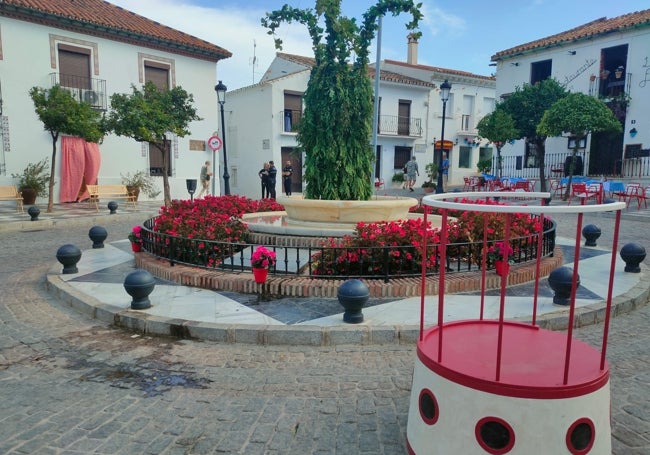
[0,0,231,204]
[227,43,495,198]
[491,8,650,179]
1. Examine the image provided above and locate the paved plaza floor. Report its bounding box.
[0,193,649,453]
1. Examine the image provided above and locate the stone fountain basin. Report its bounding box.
[278,194,419,225]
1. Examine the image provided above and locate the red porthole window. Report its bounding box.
[475,417,515,454]
[566,418,595,454]
[418,388,439,425]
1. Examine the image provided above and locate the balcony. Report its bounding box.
[49,73,107,111]
[281,109,303,133]
[378,115,422,137]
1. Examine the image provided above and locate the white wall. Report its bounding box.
[0,16,221,203]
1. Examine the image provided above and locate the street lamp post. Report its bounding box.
[436,79,452,194]
[214,80,230,195]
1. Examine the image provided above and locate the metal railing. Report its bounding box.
[378,115,422,137]
[281,109,302,133]
[49,73,107,111]
[141,216,556,283]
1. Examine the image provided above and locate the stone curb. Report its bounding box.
[45,261,650,346]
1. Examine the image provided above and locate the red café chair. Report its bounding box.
[468,176,480,191]
[586,183,603,204]
[513,181,529,192]
[463,177,472,191]
[623,184,644,209]
[374,178,384,190]
[569,183,597,205]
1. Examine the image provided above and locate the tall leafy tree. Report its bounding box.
[476,106,518,179]
[105,82,201,206]
[500,78,567,192]
[262,0,422,200]
[537,92,621,199]
[30,85,104,213]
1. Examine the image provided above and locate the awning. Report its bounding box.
[434,140,454,151]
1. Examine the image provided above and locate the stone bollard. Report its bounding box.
[56,244,82,274]
[88,226,108,249]
[27,206,40,221]
[582,224,601,247]
[548,266,580,306]
[620,243,646,273]
[107,201,118,214]
[124,269,155,310]
[337,279,369,324]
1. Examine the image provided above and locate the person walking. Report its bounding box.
[258,163,270,199]
[282,160,293,196]
[196,160,212,198]
[441,152,449,192]
[267,161,278,199]
[405,156,419,192]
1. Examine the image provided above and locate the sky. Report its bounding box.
[109,0,644,91]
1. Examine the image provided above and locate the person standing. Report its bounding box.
[282,160,293,196]
[267,160,278,199]
[441,152,449,192]
[196,160,212,198]
[405,156,419,192]
[258,163,269,199]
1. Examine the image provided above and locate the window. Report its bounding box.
[479,147,493,161]
[283,91,303,132]
[58,45,91,90]
[394,146,412,169]
[144,62,171,175]
[462,95,474,131]
[525,141,539,168]
[530,59,552,85]
[459,146,472,168]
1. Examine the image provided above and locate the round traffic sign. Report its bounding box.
[208,135,222,151]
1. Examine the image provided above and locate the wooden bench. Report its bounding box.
[0,185,24,213]
[87,184,137,211]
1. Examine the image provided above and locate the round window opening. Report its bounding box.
[476,417,515,454]
[418,389,439,425]
[566,418,595,454]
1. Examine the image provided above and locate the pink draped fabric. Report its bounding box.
[59,136,101,202]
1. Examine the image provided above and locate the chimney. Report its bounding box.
[407,33,418,65]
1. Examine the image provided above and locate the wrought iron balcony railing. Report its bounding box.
[49,73,107,111]
[378,115,422,137]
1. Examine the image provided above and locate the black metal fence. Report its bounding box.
[141,217,556,283]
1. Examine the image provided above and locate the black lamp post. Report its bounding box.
[214,80,230,195]
[436,79,451,194]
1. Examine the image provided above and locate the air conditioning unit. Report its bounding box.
[81,89,99,105]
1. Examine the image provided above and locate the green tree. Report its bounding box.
[105,82,201,206]
[30,85,105,212]
[262,0,422,200]
[500,78,567,191]
[476,106,518,179]
[537,92,622,199]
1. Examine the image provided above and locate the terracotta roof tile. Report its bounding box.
[0,0,231,61]
[492,9,650,60]
[277,53,434,87]
[383,59,495,81]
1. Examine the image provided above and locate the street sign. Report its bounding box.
[207,135,222,151]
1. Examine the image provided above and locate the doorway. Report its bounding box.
[281,147,302,193]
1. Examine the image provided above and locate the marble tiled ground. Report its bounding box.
[61,236,639,327]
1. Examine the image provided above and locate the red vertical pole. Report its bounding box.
[437,209,448,364]
[600,209,622,370]
[531,212,545,326]
[495,213,511,382]
[480,213,488,320]
[420,211,428,342]
[563,212,584,385]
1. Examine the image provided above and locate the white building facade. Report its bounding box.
[491,9,650,179]
[227,48,495,198]
[0,0,230,203]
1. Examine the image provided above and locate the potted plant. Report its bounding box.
[476,158,492,174]
[421,162,438,193]
[486,241,514,276]
[11,158,50,205]
[391,171,406,188]
[121,170,160,200]
[251,245,277,283]
[127,225,143,252]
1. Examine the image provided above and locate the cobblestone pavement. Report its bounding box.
[0,211,648,454]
